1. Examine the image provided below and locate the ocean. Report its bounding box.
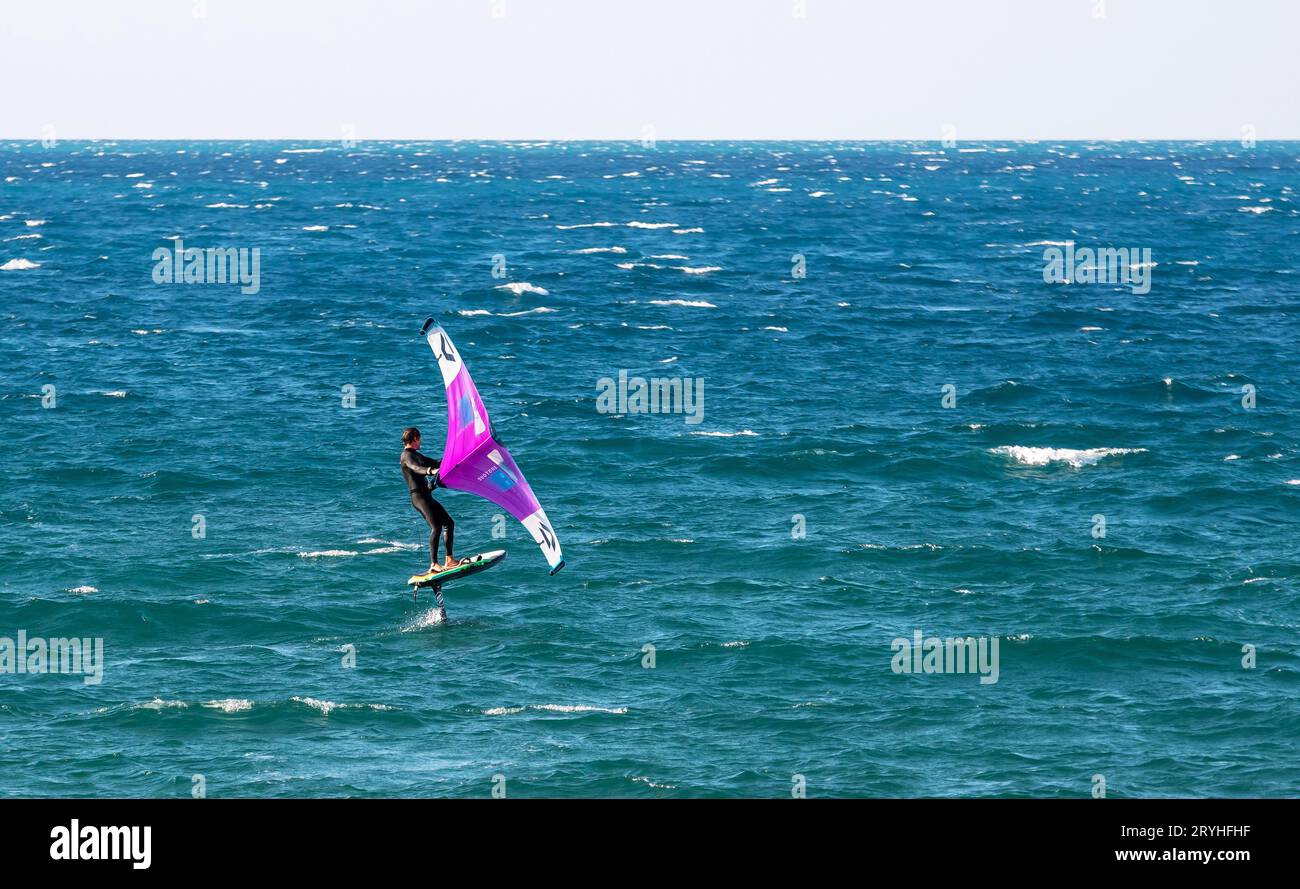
[1,140,1297,798]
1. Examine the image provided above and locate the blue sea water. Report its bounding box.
[1,140,1298,798]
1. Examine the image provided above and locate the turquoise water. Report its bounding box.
[1,141,1298,797]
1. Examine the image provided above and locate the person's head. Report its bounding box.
[402,426,421,449]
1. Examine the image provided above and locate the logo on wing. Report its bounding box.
[436,331,457,363]
[484,448,518,492]
[428,327,465,388]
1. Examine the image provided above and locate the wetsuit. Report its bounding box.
[401,447,454,567]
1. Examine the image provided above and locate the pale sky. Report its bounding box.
[2,0,1296,140]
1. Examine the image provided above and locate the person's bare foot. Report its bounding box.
[424,558,458,575]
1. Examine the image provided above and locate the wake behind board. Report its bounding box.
[407,549,506,590]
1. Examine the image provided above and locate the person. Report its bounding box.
[400,426,458,575]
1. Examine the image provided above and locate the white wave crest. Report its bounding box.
[990,446,1147,468]
[203,699,254,713]
[484,704,627,716]
[650,299,716,308]
[499,306,557,316]
[138,698,189,710]
[291,696,394,716]
[495,282,549,296]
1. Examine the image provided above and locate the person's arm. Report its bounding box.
[403,449,441,473]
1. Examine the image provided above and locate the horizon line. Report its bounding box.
[3,137,1297,145]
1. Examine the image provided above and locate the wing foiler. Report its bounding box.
[420,318,565,575]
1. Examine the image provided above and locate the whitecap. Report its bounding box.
[357,538,418,550]
[632,776,678,789]
[649,299,715,308]
[291,696,394,716]
[485,704,628,715]
[203,699,254,713]
[990,446,1146,468]
[495,282,549,296]
[499,306,557,317]
[138,698,188,710]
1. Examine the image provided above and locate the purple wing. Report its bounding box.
[424,322,564,574]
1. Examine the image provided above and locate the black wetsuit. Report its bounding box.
[401,447,454,566]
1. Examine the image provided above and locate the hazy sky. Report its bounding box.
[2,0,1295,140]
